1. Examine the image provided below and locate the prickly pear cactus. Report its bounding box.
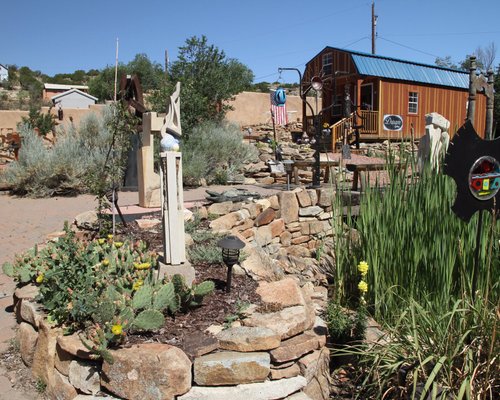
[132,309,165,331]
[193,281,215,297]
[132,285,154,310]
[92,298,117,324]
[153,282,176,312]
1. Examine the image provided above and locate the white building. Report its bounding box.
[0,64,8,82]
[51,89,98,109]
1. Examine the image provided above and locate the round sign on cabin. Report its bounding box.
[383,114,403,131]
[273,88,286,106]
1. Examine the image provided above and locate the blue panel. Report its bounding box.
[351,54,469,89]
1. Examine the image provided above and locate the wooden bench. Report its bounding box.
[292,159,339,185]
[346,162,402,191]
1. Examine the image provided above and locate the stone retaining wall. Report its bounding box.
[12,188,336,400]
[206,187,336,285]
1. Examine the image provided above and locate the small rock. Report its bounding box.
[194,351,270,386]
[182,332,219,359]
[217,326,281,352]
[270,363,301,380]
[74,210,98,230]
[254,207,276,226]
[256,278,305,309]
[179,376,307,400]
[270,331,323,363]
[57,333,94,359]
[136,218,161,229]
[243,305,315,340]
[18,322,38,367]
[299,206,322,217]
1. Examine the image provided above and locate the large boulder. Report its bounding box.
[101,343,191,400]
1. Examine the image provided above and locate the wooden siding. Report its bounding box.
[379,80,486,138]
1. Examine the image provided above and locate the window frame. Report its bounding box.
[322,53,333,75]
[408,91,419,114]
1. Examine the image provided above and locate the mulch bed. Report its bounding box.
[118,212,262,353]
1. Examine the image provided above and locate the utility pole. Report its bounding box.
[371,1,377,55]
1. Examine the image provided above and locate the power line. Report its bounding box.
[382,30,500,38]
[378,36,441,59]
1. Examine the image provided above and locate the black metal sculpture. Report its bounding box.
[443,120,500,222]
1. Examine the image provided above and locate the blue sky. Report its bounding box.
[2,0,499,82]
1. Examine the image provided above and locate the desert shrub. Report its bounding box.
[182,121,258,186]
[2,104,137,197]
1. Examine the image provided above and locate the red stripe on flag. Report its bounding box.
[270,91,288,126]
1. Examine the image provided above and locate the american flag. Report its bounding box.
[270,90,288,126]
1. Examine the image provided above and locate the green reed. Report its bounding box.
[334,158,499,321]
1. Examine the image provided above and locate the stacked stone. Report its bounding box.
[243,141,315,186]
[208,187,335,285]
[13,280,330,400]
[180,277,330,400]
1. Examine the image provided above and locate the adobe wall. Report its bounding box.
[1,91,309,133]
[0,105,106,132]
[225,92,314,126]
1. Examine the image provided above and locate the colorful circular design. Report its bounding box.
[468,156,500,200]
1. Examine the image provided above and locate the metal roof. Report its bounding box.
[44,83,89,90]
[51,88,98,101]
[350,52,469,89]
[314,47,470,89]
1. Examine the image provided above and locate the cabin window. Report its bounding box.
[322,53,332,75]
[408,92,418,114]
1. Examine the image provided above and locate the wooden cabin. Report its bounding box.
[301,47,487,147]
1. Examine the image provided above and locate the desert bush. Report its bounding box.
[2,104,137,197]
[182,121,258,186]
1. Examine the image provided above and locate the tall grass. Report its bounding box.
[330,155,499,398]
[334,163,499,320]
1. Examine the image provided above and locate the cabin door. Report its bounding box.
[360,83,374,110]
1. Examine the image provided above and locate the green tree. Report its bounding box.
[88,65,127,102]
[150,35,254,134]
[127,53,164,92]
[20,107,56,136]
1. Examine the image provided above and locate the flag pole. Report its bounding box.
[113,38,119,102]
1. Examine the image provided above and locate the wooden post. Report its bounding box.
[467,56,477,123]
[485,69,495,139]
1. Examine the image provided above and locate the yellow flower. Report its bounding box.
[97,238,106,245]
[132,280,144,291]
[358,280,368,293]
[36,274,44,284]
[134,262,151,270]
[102,259,110,266]
[114,242,123,248]
[111,324,123,335]
[357,261,369,276]
[107,234,113,240]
